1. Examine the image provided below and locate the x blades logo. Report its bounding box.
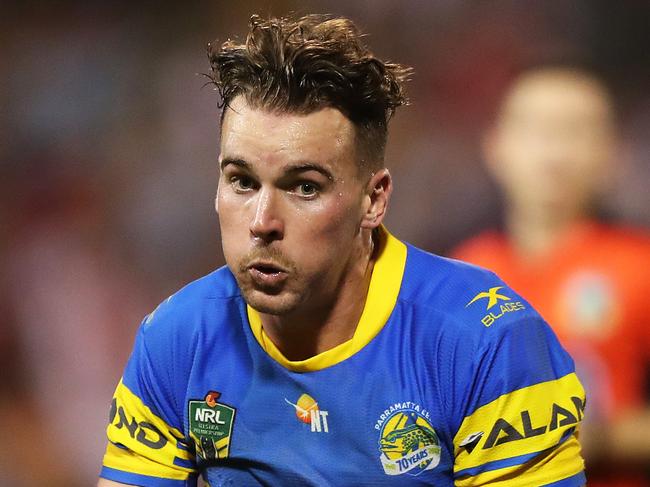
[466,286,510,310]
[466,286,526,327]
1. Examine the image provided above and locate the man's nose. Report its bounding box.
[250,188,284,244]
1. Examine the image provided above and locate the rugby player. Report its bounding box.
[99,15,586,486]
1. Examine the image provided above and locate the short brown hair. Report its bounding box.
[206,14,411,170]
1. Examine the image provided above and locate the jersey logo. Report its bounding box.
[458,431,484,454]
[285,393,329,433]
[188,391,236,460]
[482,396,585,450]
[109,397,168,450]
[466,286,526,327]
[466,286,510,310]
[375,402,440,476]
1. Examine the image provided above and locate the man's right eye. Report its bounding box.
[231,176,255,192]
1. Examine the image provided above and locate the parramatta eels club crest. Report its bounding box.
[375,401,441,476]
[188,391,236,460]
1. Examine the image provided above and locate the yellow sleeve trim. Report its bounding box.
[103,380,195,479]
[455,434,584,487]
[247,225,407,372]
[454,372,585,473]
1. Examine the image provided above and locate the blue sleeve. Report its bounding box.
[100,303,199,486]
[451,308,586,487]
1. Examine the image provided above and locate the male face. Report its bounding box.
[485,70,617,220]
[217,96,372,316]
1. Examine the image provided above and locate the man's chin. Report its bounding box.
[244,289,300,316]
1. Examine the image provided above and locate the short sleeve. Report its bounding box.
[452,316,586,486]
[100,319,198,486]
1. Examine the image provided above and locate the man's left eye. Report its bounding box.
[297,183,318,196]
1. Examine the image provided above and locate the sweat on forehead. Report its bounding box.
[221,97,375,177]
[219,97,357,173]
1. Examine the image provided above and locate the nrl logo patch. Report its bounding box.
[188,391,236,460]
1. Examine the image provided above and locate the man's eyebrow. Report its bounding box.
[220,157,250,171]
[220,158,334,181]
[285,163,334,181]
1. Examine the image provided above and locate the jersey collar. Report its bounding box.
[246,226,407,372]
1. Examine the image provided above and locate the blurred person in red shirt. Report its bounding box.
[452,64,650,485]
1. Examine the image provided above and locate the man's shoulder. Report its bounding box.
[139,265,243,342]
[399,245,578,422]
[117,267,247,422]
[402,243,514,310]
[401,243,545,341]
[173,264,239,299]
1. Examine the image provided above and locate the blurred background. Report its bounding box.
[0,1,648,485]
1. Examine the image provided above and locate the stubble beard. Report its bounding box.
[232,247,304,316]
[241,286,302,316]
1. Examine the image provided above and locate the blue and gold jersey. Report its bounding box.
[101,229,586,486]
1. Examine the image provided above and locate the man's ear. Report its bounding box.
[361,168,393,230]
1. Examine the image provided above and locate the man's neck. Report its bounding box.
[259,231,377,361]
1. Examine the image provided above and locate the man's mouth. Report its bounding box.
[247,261,288,287]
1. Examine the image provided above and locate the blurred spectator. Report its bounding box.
[451,64,650,485]
[0,160,152,486]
